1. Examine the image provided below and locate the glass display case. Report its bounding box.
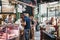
[0,14,19,40]
[0,24,19,40]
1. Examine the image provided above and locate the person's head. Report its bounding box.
[51,17,54,21]
[20,13,25,19]
[9,14,12,19]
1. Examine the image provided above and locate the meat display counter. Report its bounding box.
[0,23,19,40]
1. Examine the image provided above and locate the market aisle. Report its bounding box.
[34,31,40,40]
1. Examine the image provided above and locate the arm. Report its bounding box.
[21,21,26,27]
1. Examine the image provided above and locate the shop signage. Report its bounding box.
[2,0,9,5]
[2,5,15,13]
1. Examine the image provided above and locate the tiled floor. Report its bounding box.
[34,31,40,40]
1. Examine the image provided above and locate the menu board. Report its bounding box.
[2,5,15,13]
[2,0,9,5]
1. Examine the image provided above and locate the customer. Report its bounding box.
[30,16,34,40]
[20,13,26,29]
[49,17,56,30]
[5,15,13,23]
[20,13,26,40]
[15,13,26,40]
[24,13,31,40]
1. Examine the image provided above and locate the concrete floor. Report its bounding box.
[34,31,40,40]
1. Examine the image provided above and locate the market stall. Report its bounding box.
[40,1,60,40]
[0,0,36,40]
[0,23,19,40]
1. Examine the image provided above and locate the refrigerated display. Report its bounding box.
[0,23,19,40]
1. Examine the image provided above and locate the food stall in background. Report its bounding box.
[39,2,60,40]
